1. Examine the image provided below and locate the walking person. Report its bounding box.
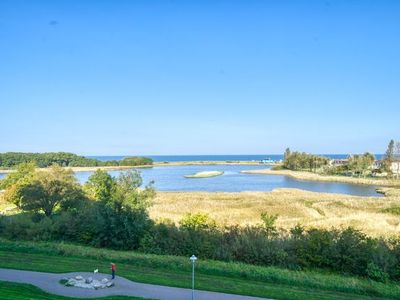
[111,263,116,280]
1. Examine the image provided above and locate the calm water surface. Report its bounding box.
[70,165,380,197]
[89,154,384,162]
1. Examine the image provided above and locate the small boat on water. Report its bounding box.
[260,158,274,164]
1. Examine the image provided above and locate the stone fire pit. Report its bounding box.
[62,275,114,289]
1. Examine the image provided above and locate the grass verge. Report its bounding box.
[0,281,147,300]
[0,239,399,300]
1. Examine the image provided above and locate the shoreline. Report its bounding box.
[153,160,273,166]
[241,168,400,187]
[0,161,272,174]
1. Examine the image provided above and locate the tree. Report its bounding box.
[394,142,400,177]
[5,165,84,216]
[84,170,155,249]
[395,142,400,161]
[0,162,36,189]
[260,212,278,236]
[114,170,155,210]
[284,148,291,160]
[348,153,375,177]
[179,213,216,231]
[382,140,395,173]
[119,157,153,166]
[282,150,328,172]
[85,169,154,211]
[84,169,116,202]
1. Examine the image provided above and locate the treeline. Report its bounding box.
[282,148,329,171]
[281,139,400,177]
[281,148,376,176]
[0,165,399,283]
[0,152,152,168]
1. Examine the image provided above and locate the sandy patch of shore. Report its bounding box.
[241,169,400,187]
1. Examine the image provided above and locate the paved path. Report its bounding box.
[0,268,268,300]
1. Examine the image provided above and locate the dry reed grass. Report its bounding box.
[150,188,400,237]
[2,182,400,237]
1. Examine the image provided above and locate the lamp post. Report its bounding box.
[190,255,197,300]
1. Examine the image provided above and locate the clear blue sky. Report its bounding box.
[1,1,399,155]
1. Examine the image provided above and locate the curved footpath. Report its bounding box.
[0,268,268,300]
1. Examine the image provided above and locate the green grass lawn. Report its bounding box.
[0,239,399,300]
[0,281,148,300]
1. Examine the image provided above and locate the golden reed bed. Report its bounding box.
[151,188,400,237]
[2,186,400,237]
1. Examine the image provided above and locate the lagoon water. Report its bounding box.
[72,165,380,197]
[0,164,381,197]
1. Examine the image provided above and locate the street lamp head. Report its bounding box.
[190,255,197,263]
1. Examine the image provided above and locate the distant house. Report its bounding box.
[391,161,400,174]
[329,159,348,166]
[373,160,383,170]
[373,160,400,174]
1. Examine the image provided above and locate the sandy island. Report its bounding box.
[184,171,224,178]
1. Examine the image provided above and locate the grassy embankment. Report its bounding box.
[0,239,399,300]
[242,168,400,187]
[184,171,224,178]
[0,281,146,300]
[151,189,400,237]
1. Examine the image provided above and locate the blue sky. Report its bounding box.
[1,1,399,155]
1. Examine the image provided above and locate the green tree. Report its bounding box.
[382,139,395,173]
[282,150,328,172]
[5,165,84,216]
[284,148,291,160]
[260,212,278,236]
[179,213,217,231]
[84,169,116,202]
[119,157,153,166]
[0,162,36,190]
[85,170,155,249]
[348,153,375,177]
[114,170,155,210]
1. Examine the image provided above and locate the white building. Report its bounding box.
[391,161,400,174]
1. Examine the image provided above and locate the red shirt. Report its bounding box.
[111,264,116,271]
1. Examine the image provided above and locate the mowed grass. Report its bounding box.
[0,240,399,300]
[151,189,400,237]
[0,281,147,300]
